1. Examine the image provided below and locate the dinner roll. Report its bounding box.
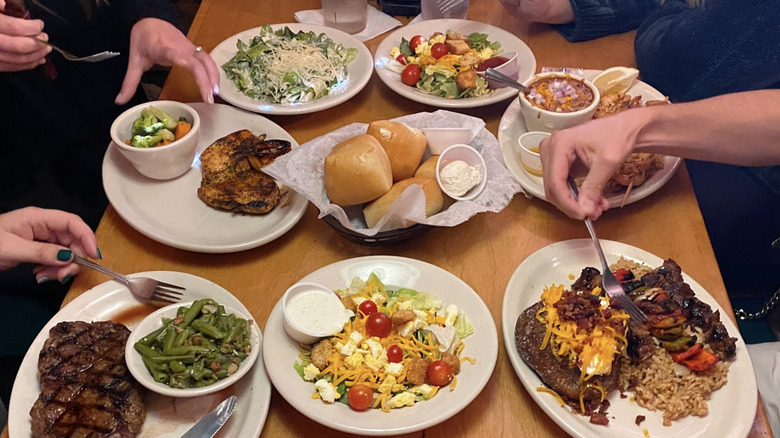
[363,177,444,228]
[366,121,427,182]
[324,134,393,206]
[414,155,440,179]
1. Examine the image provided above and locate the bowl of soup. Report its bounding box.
[518,72,599,132]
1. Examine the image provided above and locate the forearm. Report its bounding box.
[631,90,780,166]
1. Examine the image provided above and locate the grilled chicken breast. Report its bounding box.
[197,129,291,214]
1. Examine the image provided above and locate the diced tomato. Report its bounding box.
[395,54,407,65]
[613,268,632,282]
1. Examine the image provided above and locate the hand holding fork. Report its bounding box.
[74,256,184,305]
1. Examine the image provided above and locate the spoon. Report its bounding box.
[484,68,531,93]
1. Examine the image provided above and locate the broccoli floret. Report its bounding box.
[130,134,163,148]
[131,108,163,135]
[129,128,176,148]
[148,106,178,130]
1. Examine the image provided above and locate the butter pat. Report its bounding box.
[439,160,483,197]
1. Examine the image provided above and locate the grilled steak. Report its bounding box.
[30,321,145,438]
[197,129,291,214]
[515,301,621,402]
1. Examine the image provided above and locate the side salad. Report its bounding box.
[388,30,502,99]
[222,24,358,105]
[294,273,475,412]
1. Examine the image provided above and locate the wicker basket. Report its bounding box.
[322,215,432,246]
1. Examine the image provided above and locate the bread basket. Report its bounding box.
[322,215,432,246]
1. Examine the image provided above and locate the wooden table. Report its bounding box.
[3,0,770,437]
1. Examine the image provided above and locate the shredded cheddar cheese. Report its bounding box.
[535,284,629,408]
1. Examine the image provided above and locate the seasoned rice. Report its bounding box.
[610,257,730,426]
[618,345,729,426]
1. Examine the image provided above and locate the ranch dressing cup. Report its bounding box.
[321,0,367,34]
[282,282,354,344]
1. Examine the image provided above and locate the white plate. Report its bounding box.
[211,24,373,115]
[102,102,308,253]
[263,256,499,436]
[501,239,757,438]
[498,70,682,208]
[374,19,536,108]
[8,271,272,438]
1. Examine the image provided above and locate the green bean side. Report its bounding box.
[134,298,253,388]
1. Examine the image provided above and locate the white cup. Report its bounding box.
[321,0,367,34]
[421,0,469,20]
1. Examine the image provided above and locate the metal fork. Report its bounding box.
[566,180,648,322]
[33,37,120,62]
[485,68,531,93]
[435,0,466,14]
[74,255,184,304]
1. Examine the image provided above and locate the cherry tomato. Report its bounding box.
[426,360,454,386]
[430,42,449,59]
[358,300,378,316]
[395,54,407,65]
[348,384,374,411]
[387,345,403,363]
[401,64,421,86]
[365,312,392,337]
[409,35,426,53]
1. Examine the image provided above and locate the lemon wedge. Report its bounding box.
[592,67,639,94]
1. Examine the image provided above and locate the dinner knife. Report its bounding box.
[181,395,238,438]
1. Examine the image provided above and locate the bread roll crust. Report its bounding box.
[324,134,393,206]
[363,177,443,228]
[414,155,440,179]
[367,121,427,182]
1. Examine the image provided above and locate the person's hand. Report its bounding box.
[115,18,220,105]
[0,207,99,282]
[0,0,50,72]
[497,0,575,24]
[539,116,639,220]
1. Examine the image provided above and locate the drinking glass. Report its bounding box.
[321,0,368,34]
[420,0,469,20]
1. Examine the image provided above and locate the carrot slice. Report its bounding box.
[174,121,191,140]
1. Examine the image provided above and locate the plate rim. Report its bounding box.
[102,102,308,253]
[500,239,757,438]
[8,270,272,438]
[211,23,374,115]
[373,18,537,108]
[262,255,499,436]
[497,70,682,208]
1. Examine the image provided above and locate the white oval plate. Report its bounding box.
[102,103,308,253]
[212,24,373,115]
[498,70,682,208]
[263,256,499,436]
[8,271,271,438]
[374,19,536,108]
[501,239,756,438]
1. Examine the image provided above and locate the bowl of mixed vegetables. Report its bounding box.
[110,100,200,180]
[125,298,260,397]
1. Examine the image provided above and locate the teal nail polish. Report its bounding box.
[60,274,73,284]
[97,247,103,260]
[36,277,50,284]
[56,249,73,261]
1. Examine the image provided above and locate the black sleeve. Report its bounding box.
[555,0,662,42]
[635,0,780,102]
